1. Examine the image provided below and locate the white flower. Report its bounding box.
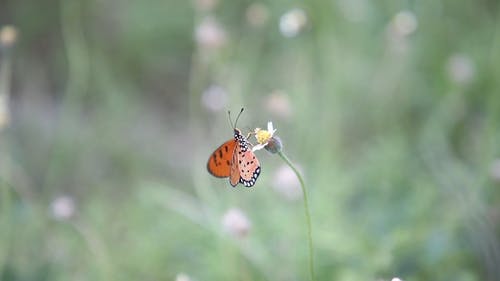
[447,54,475,85]
[246,3,270,27]
[264,90,293,119]
[0,94,10,130]
[175,273,193,281]
[195,16,227,49]
[0,25,18,47]
[272,164,302,201]
[279,8,307,38]
[385,10,418,54]
[201,84,228,112]
[252,121,277,151]
[391,10,418,37]
[50,196,75,221]
[222,208,251,238]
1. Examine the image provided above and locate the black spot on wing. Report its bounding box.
[239,166,261,187]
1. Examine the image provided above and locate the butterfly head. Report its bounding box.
[233,128,247,147]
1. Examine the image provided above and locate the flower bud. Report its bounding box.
[265,136,283,154]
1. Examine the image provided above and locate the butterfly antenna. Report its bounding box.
[233,108,244,129]
[228,108,244,129]
[227,110,234,129]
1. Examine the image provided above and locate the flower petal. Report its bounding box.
[267,121,274,133]
[252,143,267,152]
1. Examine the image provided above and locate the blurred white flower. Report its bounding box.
[279,8,307,38]
[337,0,368,22]
[0,26,16,131]
[391,10,418,37]
[195,16,227,49]
[447,54,475,85]
[264,90,293,119]
[272,164,302,201]
[490,159,500,182]
[201,84,228,112]
[0,25,18,48]
[222,208,251,238]
[50,196,75,221]
[0,93,10,130]
[391,278,403,281]
[386,10,417,54]
[246,3,270,27]
[175,273,193,281]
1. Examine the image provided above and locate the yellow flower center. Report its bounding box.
[255,128,272,144]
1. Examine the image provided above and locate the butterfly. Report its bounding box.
[207,109,261,187]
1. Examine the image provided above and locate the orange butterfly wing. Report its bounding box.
[233,129,261,187]
[230,144,240,186]
[236,146,261,187]
[207,139,237,178]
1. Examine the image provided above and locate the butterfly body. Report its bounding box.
[207,128,261,187]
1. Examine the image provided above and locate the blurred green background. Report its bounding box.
[1,0,500,280]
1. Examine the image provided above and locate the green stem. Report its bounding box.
[278,151,315,281]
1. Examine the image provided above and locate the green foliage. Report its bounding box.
[1,0,500,280]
